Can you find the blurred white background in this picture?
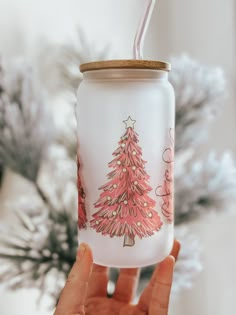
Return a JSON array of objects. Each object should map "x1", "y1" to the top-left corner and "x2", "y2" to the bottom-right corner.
[{"x1": 0, "y1": 1, "x2": 235, "y2": 314}]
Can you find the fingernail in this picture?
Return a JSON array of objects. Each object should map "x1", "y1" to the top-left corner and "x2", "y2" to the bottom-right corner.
[
  {"x1": 174, "y1": 241, "x2": 181, "y2": 261},
  {"x1": 77, "y1": 243, "x2": 87, "y2": 261}
]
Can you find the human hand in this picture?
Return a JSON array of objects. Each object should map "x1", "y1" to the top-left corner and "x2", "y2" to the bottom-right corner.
[{"x1": 54, "y1": 240, "x2": 180, "y2": 315}]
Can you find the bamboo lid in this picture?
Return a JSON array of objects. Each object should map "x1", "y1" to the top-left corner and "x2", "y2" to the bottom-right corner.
[{"x1": 80, "y1": 60, "x2": 171, "y2": 73}]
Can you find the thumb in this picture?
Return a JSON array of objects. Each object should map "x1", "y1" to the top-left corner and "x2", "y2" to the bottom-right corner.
[{"x1": 54, "y1": 243, "x2": 93, "y2": 315}]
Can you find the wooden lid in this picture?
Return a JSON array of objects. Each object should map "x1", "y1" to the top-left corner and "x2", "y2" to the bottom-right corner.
[{"x1": 80, "y1": 60, "x2": 171, "y2": 73}]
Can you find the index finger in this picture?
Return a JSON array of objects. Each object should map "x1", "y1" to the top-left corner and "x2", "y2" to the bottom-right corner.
[
  {"x1": 87, "y1": 264, "x2": 109, "y2": 298},
  {"x1": 149, "y1": 256, "x2": 175, "y2": 315},
  {"x1": 54, "y1": 243, "x2": 93, "y2": 315},
  {"x1": 138, "y1": 239, "x2": 180, "y2": 312}
]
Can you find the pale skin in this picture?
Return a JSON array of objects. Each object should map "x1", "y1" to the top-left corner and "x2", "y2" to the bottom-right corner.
[{"x1": 54, "y1": 240, "x2": 181, "y2": 315}]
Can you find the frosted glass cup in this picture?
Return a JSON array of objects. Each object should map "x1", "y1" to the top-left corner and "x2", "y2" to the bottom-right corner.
[{"x1": 77, "y1": 60, "x2": 175, "y2": 268}]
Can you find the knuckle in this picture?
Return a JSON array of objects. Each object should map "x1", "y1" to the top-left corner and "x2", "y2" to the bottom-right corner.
[
  {"x1": 70, "y1": 306, "x2": 85, "y2": 315},
  {"x1": 66, "y1": 273, "x2": 78, "y2": 285},
  {"x1": 152, "y1": 294, "x2": 169, "y2": 309}
]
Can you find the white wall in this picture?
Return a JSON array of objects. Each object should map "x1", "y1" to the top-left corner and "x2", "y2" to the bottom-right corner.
[
  {"x1": 0, "y1": 0, "x2": 148, "y2": 58},
  {"x1": 155, "y1": 1, "x2": 236, "y2": 315},
  {"x1": 146, "y1": 0, "x2": 236, "y2": 155}
]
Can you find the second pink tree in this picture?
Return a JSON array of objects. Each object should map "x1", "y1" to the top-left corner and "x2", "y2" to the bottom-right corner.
[{"x1": 90, "y1": 116, "x2": 163, "y2": 247}]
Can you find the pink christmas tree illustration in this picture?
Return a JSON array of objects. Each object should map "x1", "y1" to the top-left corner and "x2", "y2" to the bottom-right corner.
[
  {"x1": 90, "y1": 116, "x2": 163, "y2": 247},
  {"x1": 77, "y1": 158, "x2": 87, "y2": 229},
  {"x1": 155, "y1": 129, "x2": 174, "y2": 223}
]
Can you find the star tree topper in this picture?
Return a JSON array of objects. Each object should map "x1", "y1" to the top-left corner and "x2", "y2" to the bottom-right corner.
[{"x1": 123, "y1": 116, "x2": 136, "y2": 129}]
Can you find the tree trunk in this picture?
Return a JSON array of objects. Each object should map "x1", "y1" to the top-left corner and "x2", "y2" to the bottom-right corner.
[{"x1": 123, "y1": 234, "x2": 135, "y2": 247}]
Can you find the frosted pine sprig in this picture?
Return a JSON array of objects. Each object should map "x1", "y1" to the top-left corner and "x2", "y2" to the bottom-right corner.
[
  {"x1": 175, "y1": 152, "x2": 236, "y2": 224},
  {"x1": 172, "y1": 227, "x2": 202, "y2": 293},
  {"x1": 0, "y1": 59, "x2": 53, "y2": 182},
  {"x1": 170, "y1": 55, "x2": 226, "y2": 152},
  {"x1": 36, "y1": 30, "x2": 112, "y2": 95},
  {"x1": 0, "y1": 206, "x2": 77, "y2": 300}
]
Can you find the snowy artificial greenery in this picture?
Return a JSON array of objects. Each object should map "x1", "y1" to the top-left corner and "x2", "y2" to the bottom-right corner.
[
  {"x1": 0, "y1": 60, "x2": 52, "y2": 182},
  {"x1": 169, "y1": 55, "x2": 226, "y2": 152},
  {"x1": 0, "y1": 205, "x2": 77, "y2": 302},
  {"x1": 35, "y1": 30, "x2": 111, "y2": 95},
  {"x1": 175, "y1": 152, "x2": 236, "y2": 224},
  {"x1": 0, "y1": 36, "x2": 235, "y2": 305}
]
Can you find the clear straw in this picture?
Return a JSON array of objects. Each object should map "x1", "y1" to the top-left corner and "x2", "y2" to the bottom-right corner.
[{"x1": 133, "y1": 0, "x2": 157, "y2": 60}]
